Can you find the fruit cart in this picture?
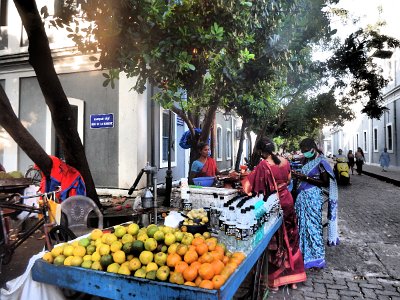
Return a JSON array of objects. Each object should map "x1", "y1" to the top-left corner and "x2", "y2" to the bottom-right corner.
[{"x1": 32, "y1": 214, "x2": 282, "y2": 300}]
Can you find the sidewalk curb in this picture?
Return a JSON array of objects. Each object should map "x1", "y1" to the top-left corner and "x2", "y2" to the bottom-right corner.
[{"x1": 362, "y1": 170, "x2": 400, "y2": 187}]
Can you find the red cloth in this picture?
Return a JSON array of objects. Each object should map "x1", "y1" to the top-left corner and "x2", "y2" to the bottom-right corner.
[
  {"x1": 244, "y1": 159, "x2": 306, "y2": 288},
  {"x1": 198, "y1": 157, "x2": 217, "y2": 177},
  {"x1": 38, "y1": 156, "x2": 86, "y2": 201}
]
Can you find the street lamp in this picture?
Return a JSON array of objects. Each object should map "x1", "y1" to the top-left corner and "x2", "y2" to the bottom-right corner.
[{"x1": 223, "y1": 110, "x2": 232, "y2": 121}]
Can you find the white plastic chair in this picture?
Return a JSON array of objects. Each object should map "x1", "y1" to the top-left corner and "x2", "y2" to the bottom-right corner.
[{"x1": 60, "y1": 195, "x2": 103, "y2": 237}]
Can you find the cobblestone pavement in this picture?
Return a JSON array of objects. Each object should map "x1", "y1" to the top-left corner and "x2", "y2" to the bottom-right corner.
[{"x1": 267, "y1": 172, "x2": 400, "y2": 300}]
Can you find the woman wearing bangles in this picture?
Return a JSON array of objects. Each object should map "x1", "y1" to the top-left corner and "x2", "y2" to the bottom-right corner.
[
  {"x1": 242, "y1": 137, "x2": 306, "y2": 295},
  {"x1": 291, "y1": 138, "x2": 340, "y2": 270}
]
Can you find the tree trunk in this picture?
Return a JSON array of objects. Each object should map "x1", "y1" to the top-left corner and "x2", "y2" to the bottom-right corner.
[
  {"x1": 13, "y1": 0, "x2": 100, "y2": 208},
  {"x1": 234, "y1": 117, "x2": 248, "y2": 172},
  {"x1": 0, "y1": 86, "x2": 52, "y2": 177}
]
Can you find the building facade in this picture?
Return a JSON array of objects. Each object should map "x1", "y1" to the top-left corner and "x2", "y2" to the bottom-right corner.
[
  {"x1": 0, "y1": 1, "x2": 245, "y2": 189},
  {"x1": 327, "y1": 49, "x2": 400, "y2": 170}
]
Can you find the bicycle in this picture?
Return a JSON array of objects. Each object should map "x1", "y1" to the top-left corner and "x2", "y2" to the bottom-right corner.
[
  {"x1": 0, "y1": 187, "x2": 76, "y2": 271},
  {"x1": 24, "y1": 165, "x2": 42, "y2": 186}
]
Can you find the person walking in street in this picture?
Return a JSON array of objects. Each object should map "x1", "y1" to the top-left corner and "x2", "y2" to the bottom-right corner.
[
  {"x1": 347, "y1": 150, "x2": 355, "y2": 175},
  {"x1": 355, "y1": 147, "x2": 365, "y2": 175},
  {"x1": 242, "y1": 137, "x2": 306, "y2": 295},
  {"x1": 379, "y1": 148, "x2": 390, "y2": 172},
  {"x1": 291, "y1": 138, "x2": 339, "y2": 270}
]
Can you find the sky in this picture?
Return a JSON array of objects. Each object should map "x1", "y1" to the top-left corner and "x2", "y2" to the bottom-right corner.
[{"x1": 330, "y1": 0, "x2": 400, "y2": 39}]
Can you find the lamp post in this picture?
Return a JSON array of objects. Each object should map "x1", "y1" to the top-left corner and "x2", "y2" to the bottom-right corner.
[{"x1": 223, "y1": 110, "x2": 231, "y2": 121}]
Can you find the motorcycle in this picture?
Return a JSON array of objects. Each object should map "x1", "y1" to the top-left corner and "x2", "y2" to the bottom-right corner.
[{"x1": 334, "y1": 157, "x2": 350, "y2": 185}]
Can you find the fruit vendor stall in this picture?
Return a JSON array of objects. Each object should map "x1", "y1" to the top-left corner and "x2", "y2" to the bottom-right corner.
[{"x1": 31, "y1": 209, "x2": 282, "y2": 300}]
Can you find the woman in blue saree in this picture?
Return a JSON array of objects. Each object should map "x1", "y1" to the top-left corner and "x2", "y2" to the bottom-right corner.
[{"x1": 291, "y1": 138, "x2": 339, "y2": 269}]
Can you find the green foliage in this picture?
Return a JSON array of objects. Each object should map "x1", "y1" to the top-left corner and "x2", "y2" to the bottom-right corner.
[{"x1": 327, "y1": 29, "x2": 400, "y2": 119}]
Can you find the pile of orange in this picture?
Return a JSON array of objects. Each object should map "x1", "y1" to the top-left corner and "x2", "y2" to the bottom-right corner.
[{"x1": 166, "y1": 236, "x2": 246, "y2": 289}]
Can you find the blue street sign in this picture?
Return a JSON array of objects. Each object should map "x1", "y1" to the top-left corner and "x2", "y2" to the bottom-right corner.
[{"x1": 90, "y1": 113, "x2": 114, "y2": 129}]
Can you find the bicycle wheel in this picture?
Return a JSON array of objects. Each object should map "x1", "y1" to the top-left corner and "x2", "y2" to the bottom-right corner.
[
  {"x1": 47, "y1": 225, "x2": 76, "y2": 248},
  {"x1": 25, "y1": 167, "x2": 42, "y2": 186}
]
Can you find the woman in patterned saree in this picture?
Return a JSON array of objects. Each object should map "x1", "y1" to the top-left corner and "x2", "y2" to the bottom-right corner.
[
  {"x1": 292, "y1": 138, "x2": 340, "y2": 270},
  {"x1": 242, "y1": 137, "x2": 306, "y2": 295}
]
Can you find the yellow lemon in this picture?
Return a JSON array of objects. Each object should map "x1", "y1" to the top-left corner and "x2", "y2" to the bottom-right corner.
[
  {"x1": 83, "y1": 255, "x2": 92, "y2": 261},
  {"x1": 71, "y1": 256, "x2": 83, "y2": 267},
  {"x1": 118, "y1": 265, "x2": 131, "y2": 276},
  {"x1": 129, "y1": 257, "x2": 142, "y2": 271},
  {"x1": 104, "y1": 233, "x2": 118, "y2": 245},
  {"x1": 63, "y1": 256, "x2": 74, "y2": 266},
  {"x1": 121, "y1": 261, "x2": 131, "y2": 270},
  {"x1": 51, "y1": 245, "x2": 65, "y2": 258},
  {"x1": 63, "y1": 245, "x2": 75, "y2": 257},
  {"x1": 42, "y1": 252, "x2": 54, "y2": 263},
  {"x1": 107, "y1": 262, "x2": 120, "y2": 273},
  {"x1": 73, "y1": 245, "x2": 86, "y2": 257},
  {"x1": 110, "y1": 241, "x2": 123, "y2": 253},
  {"x1": 114, "y1": 226, "x2": 127, "y2": 238},
  {"x1": 81, "y1": 260, "x2": 92, "y2": 269},
  {"x1": 146, "y1": 262, "x2": 158, "y2": 272},
  {"x1": 99, "y1": 244, "x2": 111, "y2": 256},
  {"x1": 90, "y1": 229, "x2": 103, "y2": 240},
  {"x1": 139, "y1": 251, "x2": 154, "y2": 265},
  {"x1": 91, "y1": 251, "x2": 101, "y2": 262},
  {"x1": 121, "y1": 234, "x2": 134, "y2": 244},
  {"x1": 71, "y1": 241, "x2": 79, "y2": 248},
  {"x1": 112, "y1": 250, "x2": 126, "y2": 264},
  {"x1": 91, "y1": 261, "x2": 103, "y2": 271},
  {"x1": 127, "y1": 223, "x2": 140, "y2": 236}
]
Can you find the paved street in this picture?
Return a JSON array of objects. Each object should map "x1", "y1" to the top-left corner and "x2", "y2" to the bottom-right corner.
[
  {"x1": 2, "y1": 166, "x2": 400, "y2": 299},
  {"x1": 268, "y1": 169, "x2": 400, "y2": 300}
]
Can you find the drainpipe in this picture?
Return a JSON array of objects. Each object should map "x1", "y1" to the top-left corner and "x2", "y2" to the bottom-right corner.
[
  {"x1": 394, "y1": 100, "x2": 397, "y2": 166},
  {"x1": 164, "y1": 110, "x2": 172, "y2": 207}
]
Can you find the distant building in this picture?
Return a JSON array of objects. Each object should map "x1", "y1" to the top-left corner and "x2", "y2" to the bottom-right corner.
[{"x1": 325, "y1": 49, "x2": 400, "y2": 170}]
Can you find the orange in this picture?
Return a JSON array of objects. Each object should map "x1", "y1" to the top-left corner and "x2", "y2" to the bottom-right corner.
[
  {"x1": 212, "y1": 259, "x2": 225, "y2": 275},
  {"x1": 175, "y1": 261, "x2": 189, "y2": 273},
  {"x1": 205, "y1": 238, "x2": 217, "y2": 251},
  {"x1": 192, "y1": 237, "x2": 205, "y2": 246},
  {"x1": 195, "y1": 243, "x2": 208, "y2": 256},
  {"x1": 198, "y1": 263, "x2": 215, "y2": 280},
  {"x1": 190, "y1": 261, "x2": 202, "y2": 271},
  {"x1": 215, "y1": 245, "x2": 225, "y2": 255},
  {"x1": 195, "y1": 276, "x2": 203, "y2": 286},
  {"x1": 222, "y1": 256, "x2": 229, "y2": 265},
  {"x1": 184, "y1": 281, "x2": 196, "y2": 287},
  {"x1": 229, "y1": 257, "x2": 243, "y2": 266},
  {"x1": 184, "y1": 250, "x2": 198, "y2": 264},
  {"x1": 167, "y1": 253, "x2": 182, "y2": 268},
  {"x1": 188, "y1": 245, "x2": 196, "y2": 252},
  {"x1": 210, "y1": 250, "x2": 223, "y2": 261},
  {"x1": 231, "y1": 252, "x2": 246, "y2": 263},
  {"x1": 221, "y1": 265, "x2": 235, "y2": 277},
  {"x1": 176, "y1": 244, "x2": 188, "y2": 256},
  {"x1": 199, "y1": 252, "x2": 214, "y2": 264},
  {"x1": 199, "y1": 279, "x2": 214, "y2": 289},
  {"x1": 212, "y1": 274, "x2": 226, "y2": 289},
  {"x1": 183, "y1": 265, "x2": 198, "y2": 282}
]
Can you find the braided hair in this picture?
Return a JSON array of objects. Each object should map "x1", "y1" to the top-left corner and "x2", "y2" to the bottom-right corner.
[{"x1": 255, "y1": 137, "x2": 281, "y2": 165}]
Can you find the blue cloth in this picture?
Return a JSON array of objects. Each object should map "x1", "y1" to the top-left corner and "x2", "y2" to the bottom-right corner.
[
  {"x1": 379, "y1": 152, "x2": 390, "y2": 168},
  {"x1": 179, "y1": 128, "x2": 202, "y2": 149},
  {"x1": 191, "y1": 160, "x2": 204, "y2": 173},
  {"x1": 294, "y1": 155, "x2": 339, "y2": 269}
]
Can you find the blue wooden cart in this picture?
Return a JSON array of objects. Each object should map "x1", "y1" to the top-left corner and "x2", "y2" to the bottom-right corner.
[{"x1": 32, "y1": 215, "x2": 282, "y2": 300}]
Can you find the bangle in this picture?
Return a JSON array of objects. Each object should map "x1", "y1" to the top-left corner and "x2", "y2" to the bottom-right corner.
[{"x1": 305, "y1": 176, "x2": 309, "y2": 181}]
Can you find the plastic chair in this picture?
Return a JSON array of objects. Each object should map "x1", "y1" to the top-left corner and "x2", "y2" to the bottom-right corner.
[{"x1": 60, "y1": 195, "x2": 103, "y2": 237}]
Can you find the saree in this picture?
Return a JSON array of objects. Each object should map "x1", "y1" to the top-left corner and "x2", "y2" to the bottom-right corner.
[
  {"x1": 197, "y1": 157, "x2": 217, "y2": 177},
  {"x1": 245, "y1": 159, "x2": 306, "y2": 292},
  {"x1": 294, "y1": 155, "x2": 339, "y2": 269}
]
